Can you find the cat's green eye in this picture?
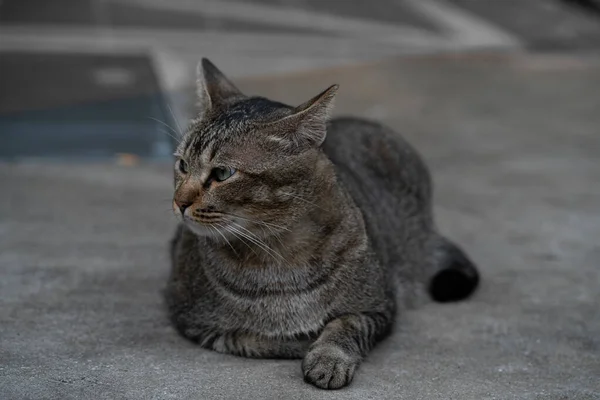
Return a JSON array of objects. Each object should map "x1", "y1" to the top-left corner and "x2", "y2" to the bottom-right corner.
[
  {"x1": 213, "y1": 167, "x2": 236, "y2": 182},
  {"x1": 178, "y1": 159, "x2": 188, "y2": 174}
]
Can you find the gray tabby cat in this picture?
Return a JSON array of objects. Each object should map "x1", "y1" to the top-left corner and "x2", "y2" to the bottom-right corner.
[{"x1": 166, "y1": 58, "x2": 479, "y2": 389}]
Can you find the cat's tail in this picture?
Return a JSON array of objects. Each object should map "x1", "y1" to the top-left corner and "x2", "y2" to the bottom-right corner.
[{"x1": 428, "y1": 236, "x2": 480, "y2": 302}]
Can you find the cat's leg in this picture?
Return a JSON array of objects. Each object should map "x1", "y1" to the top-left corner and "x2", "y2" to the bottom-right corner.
[
  {"x1": 210, "y1": 332, "x2": 311, "y2": 359},
  {"x1": 182, "y1": 325, "x2": 310, "y2": 359},
  {"x1": 302, "y1": 309, "x2": 394, "y2": 389}
]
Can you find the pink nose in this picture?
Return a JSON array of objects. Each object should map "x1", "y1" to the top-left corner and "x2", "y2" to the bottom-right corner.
[{"x1": 175, "y1": 200, "x2": 193, "y2": 214}]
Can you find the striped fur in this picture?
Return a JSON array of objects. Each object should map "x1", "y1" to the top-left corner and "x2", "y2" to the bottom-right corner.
[{"x1": 166, "y1": 59, "x2": 479, "y2": 389}]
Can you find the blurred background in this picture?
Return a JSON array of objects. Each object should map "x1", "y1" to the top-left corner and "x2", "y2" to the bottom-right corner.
[
  {"x1": 2, "y1": 1, "x2": 600, "y2": 399},
  {"x1": 1, "y1": 0, "x2": 599, "y2": 160}
]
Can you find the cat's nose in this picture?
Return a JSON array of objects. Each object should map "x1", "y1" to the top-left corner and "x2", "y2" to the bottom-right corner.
[{"x1": 175, "y1": 200, "x2": 193, "y2": 214}]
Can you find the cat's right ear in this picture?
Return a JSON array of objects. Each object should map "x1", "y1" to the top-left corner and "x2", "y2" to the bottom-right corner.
[
  {"x1": 262, "y1": 85, "x2": 338, "y2": 151},
  {"x1": 196, "y1": 58, "x2": 243, "y2": 115}
]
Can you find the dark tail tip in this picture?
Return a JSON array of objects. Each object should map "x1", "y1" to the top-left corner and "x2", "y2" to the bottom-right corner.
[{"x1": 428, "y1": 241, "x2": 480, "y2": 303}]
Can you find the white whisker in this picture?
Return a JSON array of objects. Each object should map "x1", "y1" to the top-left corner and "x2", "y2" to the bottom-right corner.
[
  {"x1": 226, "y1": 213, "x2": 291, "y2": 232},
  {"x1": 212, "y1": 223, "x2": 239, "y2": 257},
  {"x1": 227, "y1": 222, "x2": 288, "y2": 265},
  {"x1": 231, "y1": 222, "x2": 292, "y2": 268},
  {"x1": 147, "y1": 116, "x2": 181, "y2": 141},
  {"x1": 167, "y1": 103, "x2": 184, "y2": 137},
  {"x1": 263, "y1": 223, "x2": 287, "y2": 250},
  {"x1": 157, "y1": 127, "x2": 181, "y2": 144},
  {"x1": 279, "y1": 192, "x2": 327, "y2": 211},
  {"x1": 222, "y1": 225, "x2": 260, "y2": 258}
]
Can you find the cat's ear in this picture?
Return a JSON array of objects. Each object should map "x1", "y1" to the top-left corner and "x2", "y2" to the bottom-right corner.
[
  {"x1": 196, "y1": 58, "x2": 242, "y2": 112},
  {"x1": 266, "y1": 84, "x2": 338, "y2": 150}
]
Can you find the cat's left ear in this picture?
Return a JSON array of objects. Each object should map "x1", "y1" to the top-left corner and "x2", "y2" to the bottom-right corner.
[
  {"x1": 265, "y1": 84, "x2": 338, "y2": 150},
  {"x1": 196, "y1": 58, "x2": 243, "y2": 113}
]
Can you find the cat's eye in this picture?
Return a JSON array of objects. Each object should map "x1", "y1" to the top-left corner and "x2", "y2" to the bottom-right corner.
[
  {"x1": 177, "y1": 159, "x2": 188, "y2": 174},
  {"x1": 212, "y1": 166, "x2": 236, "y2": 182}
]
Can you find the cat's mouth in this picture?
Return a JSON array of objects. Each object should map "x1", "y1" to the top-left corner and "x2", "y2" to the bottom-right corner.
[
  {"x1": 172, "y1": 201, "x2": 257, "y2": 238},
  {"x1": 181, "y1": 209, "x2": 252, "y2": 239},
  {"x1": 182, "y1": 212, "x2": 227, "y2": 236},
  {"x1": 173, "y1": 200, "x2": 223, "y2": 223}
]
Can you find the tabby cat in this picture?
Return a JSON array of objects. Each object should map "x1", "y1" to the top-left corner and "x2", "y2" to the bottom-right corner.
[{"x1": 166, "y1": 58, "x2": 479, "y2": 389}]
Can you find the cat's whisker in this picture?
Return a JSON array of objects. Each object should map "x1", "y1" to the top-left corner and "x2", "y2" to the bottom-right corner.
[
  {"x1": 213, "y1": 222, "x2": 239, "y2": 257},
  {"x1": 226, "y1": 224, "x2": 268, "y2": 251},
  {"x1": 229, "y1": 222, "x2": 265, "y2": 243},
  {"x1": 229, "y1": 222, "x2": 292, "y2": 267},
  {"x1": 167, "y1": 104, "x2": 184, "y2": 137},
  {"x1": 263, "y1": 224, "x2": 287, "y2": 250},
  {"x1": 206, "y1": 224, "x2": 215, "y2": 236},
  {"x1": 226, "y1": 222, "x2": 287, "y2": 265},
  {"x1": 225, "y1": 213, "x2": 291, "y2": 232},
  {"x1": 225, "y1": 219, "x2": 291, "y2": 259},
  {"x1": 157, "y1": 127, "x2": 181, "y2": 144},
  {"x1": 147, "y1": 117, "x2": 181, "y2": 143},
  {"x1": 279, "y1": 192, "x2": 328, "y2": 211},
  {"x1": 222, "y1": 225, "x2": 260, "y2": 258},
  {"x1": 257, "y1": 220, "x2": 291, "y2": 232},
  {"x1": 207, "y1": 225, "x2": 227, "y2": 253}
]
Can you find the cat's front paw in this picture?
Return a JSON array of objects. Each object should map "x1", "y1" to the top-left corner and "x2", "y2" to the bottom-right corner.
[{"x1": 302, "y1": 344, "x2": 360, "y2": 389}]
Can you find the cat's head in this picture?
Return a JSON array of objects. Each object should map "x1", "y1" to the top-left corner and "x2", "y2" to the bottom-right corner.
[{"x1": 172, "y1": 58, "x2": 338, "y2": 238}]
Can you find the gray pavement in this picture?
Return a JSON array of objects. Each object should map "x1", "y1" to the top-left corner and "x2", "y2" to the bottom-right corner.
[{"x1": 2, "y1": 54, "x2": 600, "y2": 399}]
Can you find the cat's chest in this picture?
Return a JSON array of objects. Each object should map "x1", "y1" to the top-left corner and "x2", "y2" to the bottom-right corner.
[
  {"x1": 214, "y1": 288, "x2": 330, "y2": 337},
  {"x1": 201, "y1": 256, "x2": 337, "y2": 336}
]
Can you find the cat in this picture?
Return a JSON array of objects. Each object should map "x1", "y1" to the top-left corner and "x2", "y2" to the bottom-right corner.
[{"x1": 166, "y1": 58, "x2": 479, "y2": 390}]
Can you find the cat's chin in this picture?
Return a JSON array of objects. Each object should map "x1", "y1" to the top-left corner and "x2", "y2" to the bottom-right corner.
[{"x1": 183, "y1": 219, "x2": 219, "y2": 237}]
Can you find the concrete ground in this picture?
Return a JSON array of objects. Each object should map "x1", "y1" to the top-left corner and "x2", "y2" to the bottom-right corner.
[
  {"x1": 2, "y1": 53, "x2": 600, "y2": 399},
  {"x1": 2, "y1": 0, "x2": 600, "y2": 399}
]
